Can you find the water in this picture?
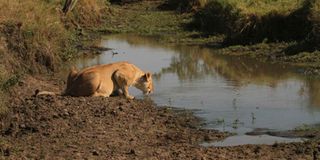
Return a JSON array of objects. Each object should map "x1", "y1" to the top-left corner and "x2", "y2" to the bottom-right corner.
[
  {"x1": 74, "y1": 34, "x2": 320, "y2": 146},
  {"x1": 202, "y1": 135, "x2": 304, "y2": 147}
]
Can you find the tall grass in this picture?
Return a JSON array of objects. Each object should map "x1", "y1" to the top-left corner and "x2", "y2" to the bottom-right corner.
[
  {"x1": 0, "y1": 0, "x2": 108, "y2": 115},
  {"x1": 0, "y1": 0, "x2": 73, "y2": 73},
  {"x1": 0, "y1": 0, "x2": 108, "y2": 73},
  {"x1": 64, "y1": 0, "x2": 108, "y2": 28}
]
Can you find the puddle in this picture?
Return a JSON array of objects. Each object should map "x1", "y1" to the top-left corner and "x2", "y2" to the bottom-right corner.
[
  {"x1": 72, "y1": 34, "x2": 320, "y2": 145},
  {"x1": 202, "y1": 135, "x2": 305, "y2": 147}
]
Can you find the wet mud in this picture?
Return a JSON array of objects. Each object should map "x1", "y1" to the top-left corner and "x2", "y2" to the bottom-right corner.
[{"x1": 0, "y1": 76, "x2": 319, "y2": 159}]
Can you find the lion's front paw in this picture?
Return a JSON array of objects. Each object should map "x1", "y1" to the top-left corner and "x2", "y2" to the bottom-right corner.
[{"x1": 126, "y1": 95, "x2": 135, "y2": 100}]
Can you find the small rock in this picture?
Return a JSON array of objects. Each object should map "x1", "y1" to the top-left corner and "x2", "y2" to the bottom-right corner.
[
  {"x1": 62, "y1": 109, "x2": 69, "y2": 117},
  {"x1": 3, "y1": 148, "x2": 10, "y2": 156},
  {"x1": 110, "y1": 110, "x2": 117, "y2": 116},
  {"x1": 52, "y1": 113, "x2": 59, "y2": 118},
  {"x1": 254, "y1": 146, "x2": 261, "y2": 154},
  {"x1": 92, "y1": 150, "x2": 99, "y2": 156},
  {"x1": 128, "y1": 149, "x2": 136, "y2": 155},
  {"x1": 20, "y1": 124, "x2": 26, "y2": 129},
  {"x1": 79, "y1": 98, "x2": 86, "y2": 102}
]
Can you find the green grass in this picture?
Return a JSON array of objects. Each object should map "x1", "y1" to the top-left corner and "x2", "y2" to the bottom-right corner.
[
  {"x1": 226, "y1": 0, "x2": 303, "y2": 15},
  {"x1": 99, "y1": 1, "x2": 224, "y2": 45},
  {"x1": 102, "y1": 2, "x2": 186, "y2": 34}
]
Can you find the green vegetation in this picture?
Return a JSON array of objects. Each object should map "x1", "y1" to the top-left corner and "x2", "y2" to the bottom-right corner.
[
  {"x1": 99, "y1": 1, "x2": 223, "y2": 45},
  {"x1": 100, "y1": 0, "x2": 319, "y2": 65},
  {"x1": 226, "y1": 0, "x2": 303, "y2": 16},
  {"x1": 191, "y1": 0, "x2": 314, "y2": 45},
  {"x1": 306, "y1": 0, "x2": 320, "y2": 50},
  {"x1": 190, "y1": 0, "x2": 241, "y2": 34}
]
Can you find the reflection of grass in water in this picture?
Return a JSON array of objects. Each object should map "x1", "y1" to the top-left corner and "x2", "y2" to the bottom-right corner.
[
  {"x1": 155, "y1": 44, "x2": 300, "y2": 87},
  {"x1": 106, "y1": 35, "x2": 165, "y2": 49},
  {"x1": 306, "y1": 78, "x2": 320, "y2": 107},
  {"x1": 294, "y1": 123, "x2": 320, "y2": 136},
  {"x1": 251, "y1": 112, "x2": 256, "y2": 124}
]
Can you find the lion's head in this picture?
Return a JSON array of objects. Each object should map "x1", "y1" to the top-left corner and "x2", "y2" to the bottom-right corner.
[{"x1": 135, "y1": 72, "x2": 154, "y2": 95}]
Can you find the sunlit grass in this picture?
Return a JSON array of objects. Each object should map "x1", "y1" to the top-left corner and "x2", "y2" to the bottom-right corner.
[{"x1": 226, "y1": 0, "x2": 304, "y2": 15}]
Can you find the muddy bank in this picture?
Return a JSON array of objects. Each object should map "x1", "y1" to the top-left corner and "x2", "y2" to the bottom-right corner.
[{"x1": 0, "y1": 76, "x2": 318, "y2": 159}]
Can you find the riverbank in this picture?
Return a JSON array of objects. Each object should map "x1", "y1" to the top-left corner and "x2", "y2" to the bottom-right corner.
[
  {"x1": 100, "y1": 0, "x2": 320, "y2": 74},
  {"x1": 1, "y1": 0, "x2": 320, "y2": 159},
  {"x1": 0, "y1": 76, "x2": 318, "y2": 159}
]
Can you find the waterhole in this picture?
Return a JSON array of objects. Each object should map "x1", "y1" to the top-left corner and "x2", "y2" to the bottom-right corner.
[{"x1": 73, "y1": 35, "x2": 320, "y2": 146}]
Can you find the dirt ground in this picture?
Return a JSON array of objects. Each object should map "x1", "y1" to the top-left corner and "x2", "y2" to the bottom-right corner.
[{"x1": 0, "y1": 76, "x2": 318, "y2": 159}]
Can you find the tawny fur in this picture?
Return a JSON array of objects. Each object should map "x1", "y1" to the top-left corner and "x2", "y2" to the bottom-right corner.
[{"x1": 37, "y1": 62, "x2": 153, "y2": 99}]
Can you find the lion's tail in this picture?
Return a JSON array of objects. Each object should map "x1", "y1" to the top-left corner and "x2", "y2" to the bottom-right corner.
[
  {"x1": 35, "y1": 89, "x2": 60, "y2": 96},
  {"x1": 35, "y1": 66, "x2": 79, "y2": 97},
  {"x1": 62, "y1": 66, "x2": 79, "y2": 96}
]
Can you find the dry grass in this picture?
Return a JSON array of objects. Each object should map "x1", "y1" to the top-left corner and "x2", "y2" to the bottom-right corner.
[
  {"x1": 0, "y1": 0, "x2": 108, "y2": 115},
  {"x1": 0, "y1": 0, "x2": 108, "y2": 73},
  {"x1": 0, "y1": 0, "x2": 71, "y2": 72},
  {"x1": 64, "y1": 0, "x2": 108, "y2": 28}
]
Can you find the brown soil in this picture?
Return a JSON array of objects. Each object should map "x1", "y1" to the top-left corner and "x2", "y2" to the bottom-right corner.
[{"x1": 0, "y1": 76, "x2": 319, "y2": 159}]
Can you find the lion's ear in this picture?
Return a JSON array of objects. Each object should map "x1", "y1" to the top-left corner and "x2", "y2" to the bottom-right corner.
[{"x1": 143, "y1": 72, "x2": 152, "y2": 81}]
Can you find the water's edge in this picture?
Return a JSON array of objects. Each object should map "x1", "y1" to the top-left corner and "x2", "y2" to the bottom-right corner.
[{"x1": 73, "y1": 34, "x2": 320, "y2": 146}]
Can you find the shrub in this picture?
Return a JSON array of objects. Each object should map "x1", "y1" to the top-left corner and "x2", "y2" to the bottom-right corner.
[
  {"x1": 190, "y1": 0, "x2": 241, "y2": 34},
  {"x1": 190, "y1": 0, "x2": 316, "y2": 46},
  {"x1": 309, "y1": 0, "x2": 320, "y2": 50},
  {"x1": 159, "y1": 0, "x2": 208, "y2": 12}
]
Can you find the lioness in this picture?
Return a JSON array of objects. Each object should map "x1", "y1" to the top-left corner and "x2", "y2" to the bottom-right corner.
[{"x1": 37, "y1": 62, "x2": 153, "y2": 99}]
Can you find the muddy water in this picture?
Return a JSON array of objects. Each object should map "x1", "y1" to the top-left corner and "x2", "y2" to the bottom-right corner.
[{"x1": 75, "y1": 35, "x2": 320, "y2": 145}]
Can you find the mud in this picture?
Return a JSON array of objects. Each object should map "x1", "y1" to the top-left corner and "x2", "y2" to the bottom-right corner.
[{"x1": 0, "y1": 76, "x2": 319, "y2": 159}]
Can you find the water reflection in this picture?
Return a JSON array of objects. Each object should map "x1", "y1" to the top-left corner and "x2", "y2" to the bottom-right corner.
[
  {"x1": 157, "y1": 46, "x2": 299, "y2": 87},
  {"x1": 73, "y1": 35, "x2": 320, "y2": 135}
]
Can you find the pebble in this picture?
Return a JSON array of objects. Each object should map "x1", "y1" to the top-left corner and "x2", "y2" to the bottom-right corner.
[{"x1": 92, "y1": 150, "x2": 99, "y2": 156}]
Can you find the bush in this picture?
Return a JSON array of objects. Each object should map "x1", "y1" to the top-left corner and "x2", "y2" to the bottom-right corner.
[
  {"x1": 190, "y1": 0, "x2": 316, "y2": 46},
  {"x1": 309, "y1": 0, "x2": 320, "y2": 50},
  {"x1": 225, "y1": 1, "x2": 313, "y2": 45},
  {"x1": 190, "y1": 0, "x2": 241, "y2": 34},
  {"x1": 159, "y1": 0, "x2": 208, "y2": 12}
]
